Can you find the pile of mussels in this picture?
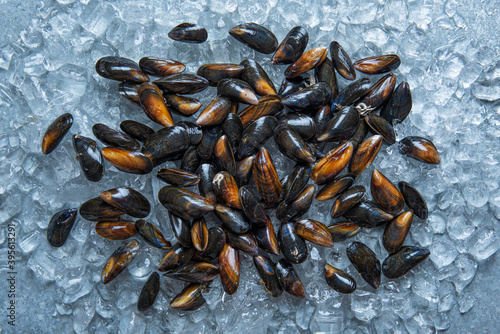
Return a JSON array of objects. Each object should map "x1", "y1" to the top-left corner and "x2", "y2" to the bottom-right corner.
[{"x1": 42, "y1": 23, "x2": 441, "y2": 312}]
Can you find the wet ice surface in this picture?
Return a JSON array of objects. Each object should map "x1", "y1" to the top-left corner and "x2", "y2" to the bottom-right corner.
[{"x1": 0, "y1": 0, "x2": 500, "y2": 333}]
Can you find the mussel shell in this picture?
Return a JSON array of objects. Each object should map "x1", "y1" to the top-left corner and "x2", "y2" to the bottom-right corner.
[
  {"x1": 364, "y1": 113, "x2": 396, "y2": 145},
  {"x1": 383, "y1": 211, "x2": 414, "y2": 254},
  {"x1": 314, "y1": 105, "x2": 333, "y2": 137},
  {"x1": 138, "y1": 82, "x2": 175, "y2": 128},
  {"x1": 282, "y1": 82, "x2": 332, "y2": 112},
  {"x1": 213, "y1": 135, "x2": 236, "y2": 176},
  {"x1": 362, "y1": 75, "x2": 397, "y2": 112},
  {"x1": 382, "y1": 246, "x2": 430, "y2": 279},
  {"x1": 330, "y1": 185, "x2": 366, "y2": 219},
  {"x1": 332, "y1": 78, "x2": 371, "y2": 110},
  {"x1": 253, "y1": 255, "x2": 283, "y2": 297},
  {"x1": 197, "y1": 63, "x2": 245, "y2": 86},
  {"x1": 170, "y1": 283, "x2": 206, "y2": 310},
  {"x1": 277, "y1": 75, "x2": 309, "y2": 98},
  {"x1": 276, "y1": 185, "x2": 315, "y2": 223},
  {"x1": 137, "y1": 272, "x2": 160, "y2": 312},
  {"x1": 330, "y1": 41, "x2": 356, "y2": 80},
  {"x1": 315, "y1": 57, "x2": 338, "y2": 99},
  {"x1": 278, "y1": 222, "x2": 308, "y2": 264},
  {"x1": 196, "y1": 125, "x2": 221, "y2": 160},
  {"x1": 324, "y1": 264, "x2": 356, "y2": 294},
  {"x1": 196, "y1": 96, "x2": 232, "y2": 127},
  {"x1": 398, "y1": 181, "x2": 428, "y2": 220},
  {"x1": 139, "y1": 57, "x2": 186, "y2": 77},
  {"x1": 311, "y1": 141, "x2": 353, "y2": 186},
  {"x1": 349, "y1": 118, "x2": 369, "y2": 150},
  {"x1": 165, "y1": 94, "x2": 202, "y2": 116},
  {"x1": 371, "y1": 169, "x2": 405, "y2": 215},
  {"x1": 212, "y1": 171, "x2": 241, "y2": 209},
  {"x1": 293, "y1": 218, "x2": 333, "y2": 247},
  {"x1": 169, "y1": 212, "x2": 192, "y2": 248},
  {"x1": 285, "y1": 47, "x2": 328, "y2": 79},
  {"x1": 348, "y1": 135, "x2": 383, "y2": 177},
  {"x1": 343, "y1": 200, "x2": 394, "y2": 228},
  {"x1": 196, "y1": 163, "x2": 217, "y2": 205},
  {"x1": 281, "y1": 163, "x2": 311, "y2": 203},
  {"x1": 102, "y1": 147, "x2": 153, "y2": 174},
  {"x1": 240, "y1": 59, "x2": 276, "y2": 96},
  {"x1": 399, "y1": 136, "x2": 440, "y2": 164},
  {"x1": 120, "y1": 120, "x2": 154, "y2": 142},
  {"x1": 168, "y1": 23, "x2": 207, "y2": 43},
  {"x1": 229, "y1": 23, "x2": 278, "y2": 54},
  {"x1": 101, "y1": 239, "x2": 140, "y2": 284},
  {"x1": 316, "y1": 173, "x2": 355, "y2": 201},
  {"x1": 164, "y1": 262, "x2": 218, "y2": 283},
  {"x1": 158, "y1": 243, "x2": 195, "y2": 272},
  {"x1": 234, "y1": 155, "x2": 255, "y2": 186},
  {"x1": 118, "y1": 82, "x2": 140, "y2": 104},
  {"x1": 158, "y1": 186, "x2": 214, "y2": 220},
  {"x1": 238, "y1": 95, "x2": 283, "y2": 128},
  {"x1": 222, "y1": 113, "x2": 243, "y2": 152},
  {"x1": 316, "y1": 106, "x2": 359, "y2": 142},
  {"x1": 253, "y1": 216, "x2": 280, "y2": 255},
  {"x1": 42, "y1": 113, "x2": 73, "y2": 154},
  {"x1": 95, "y1": 56, "x2": 149, "y2": 83},
  {"x1": 346, "y1": 241, "x2": 381, "y2": 289},
  {"x1": 380, "y1": 82, "x2": 412, "y2": 125},
  {"x1": 177, "y1": 121, "x2": 203, "y2": 146},
  {"x1": 214, "y1": 204, "x2": 250, "y2": 234},
  {"x1": 73, "y1": 135, "x2": 105, "y2": 182},
  {"x1": 217, "y1": 78, "x2": 259, "y2": 105},
  {"x1": 274, "y1": 124, "x2": 315, "y2": 163},
  {"x1": 154, "y1": 74, "x2": 209, "y2": 94},
  {"x1": 224, "y1": 228, "x2": 259, "y2": 256},
  {"x1": 219, "y1": 244, "x2": 240, "y2": 295},
  {"x1": 180, "y1": 147, "x2": 201, "y2": 173},
  {"x1": 272, "y1": 26, "x2": 309, "y2": 65},
  {"x1": 276, "y1": 259, "x2": 305, "y2": 298},
  {"x1": 253, "y1": 147, "x2": 282, "y2": 207},
  {"x1": 95, "y1": 222, "x2": 137, "y2": 240},
  {"x1": 101, "y1": 188, "x2": 149, "y2": 219},
  {"x1": 135, "y1": 219, "x2": 171, "y2": 249},
  {"x1": 47, "y1": 208, "x2": 77, "y2": 247},
  {"x1": 142, "y1": 125, "x2": 190, "y2": 166},
  {"x1": 279, "y1": 113, "x2": 316, "y2": 140},
  {"x1": 92, "y1": 123, "x2": 140, "y2": 151},
  {"x1": 353, "y1": 54, "x2": 401, "y2": 74},
  {"x1": 199, "y1": 226, "x2": 226, "y2": 260},
  {"x1": 239, "y1": 185, "x2": 267, "y2": 225},
  {"x1": 327, "y1": 222, "x2": 361, "y2": 242},
  {"x1": 158, "y1": 168, "x2": 201, "y2": 187},
  {"x1": 80, "y1": 197, "x2": 124, "y2": 222},
  {"x1": 238, "y1": 116, "x2": 278, "y2": 159}
]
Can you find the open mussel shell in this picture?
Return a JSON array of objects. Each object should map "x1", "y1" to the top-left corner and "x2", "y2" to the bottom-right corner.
[
  {"x1": 135, "y1": 219, "x2": 171, "y2": 249},
  {"x1": 324, "y1": 264, "x2": 356, "y2": 294},
  {"x1": 315, "y1": 57, "x2": 338, "y2": 99},
  {"x1": 332, "y1": 78, "x2": 372, "y2": 111},
  {"x1": 311, "y1": 141, "x2": 353, "y2": 186},
  {"x1": 364, "y1": 113, "x2": 396, "y2": 145},
  {"x1": 349, "y1": 135, "x2": 383, "y2": 177},
  {"x1": 343, "y1": 200, "x2": 394, "y2": 228},
  {"x1": 165, "y1": 94, "x2": 202, "y2": 116},
  {"x1": 80, "y1": 197, "x2": 124, "y2": 222},
  {"x1": 139, "y1": 57, "x2": 185, "y2": 77},
  {"x1": 346, "y1": 241, "x2": 381, "y2": 289},
  {"x1": 253, "y1": 255, "x2": 283, "y2": 297},
  {"x1": 383, "y1": 211, "x2": 414, "y2": 254},
  {"x1": 217, "y1": 78, "x2": 259, "y2": 105},
  {"x1": 272, "y1": 26, "x2": 308, "y2": 65},
  {"x1": 120, "y1": 120, "x2": 154, "y2": 142},
  {"x1": 101, "y1": 239, "x2": 140, "y2": 284},
  {"x1": 93, "y1": 123, "x2": 140, "y2": 151},
  {"x1": 278, "y1": 222, "x2": 308, "y2": 264},
  {"x1": 170, "y1": 283, "x2": 206, "y2": 311},
  {"x1": 224, "y1": 228, "x2": 259, "y2": 256},
  {"x1": 254, "y1": 216, "x2": 280, "y2": 255},
  {"x1": 197, "y1": 63, "x2": 244, "y2": 86},
  {"x1": 141, "y1": 125, "x2": 190, "y2": 166},
  {"x1": 330, "y1": 41, "x2": 356, "y2": 80},
  {"x1": 100, "y1": 187, "x2": 150, "y2": 218},
  {"x1": 229, "y1": 23, "x2": 278, "y2": 54},
  {"x1": 279, "y1": 113, "x2": 316, "y2": 140},
  {"x1": 197, "y1": 164, "x2": 217, "y2": 206},
  {"x1": 214, "y1": 204, "x2": 250, "y2": 234},
  {"x1": 293, "y1": 218, "x2": 334, "y2": 247},
  {"x1": 398, "y1": 181, "x2": 428, "y2": 220},
  {"x1": 357, "y1": 73, "x2": 396, "y2": 113},
  {"x1": 380, "y1": 82, "x2": 412, "y2": 124},
  {"x1": 73, "y1": 135, "x2": 105, "y2": 182},
  {"x1": 274, "y1": 124, "x2": 316, "y2": 163},
  {"x1": 316, "y1": 174, "x2": 355, "y2": 201},
  {"x1": 95, "y1": 56, "x2": 149, "y2": 83},
  {"x1": 253, "y1": 147, "x2": 282, "y2": 207},
  {"x1": 42, "y1": 113, "x2": 73, "y2": 154},
  {"x1": 353, "y1": 54, "x2": 401, "y2": 74},
  {"x1": 181, "y1": 147, "x2": 201, "y2": 174},
  {"x1": 212, "y1": 171, "x2": 241, "y2": 209},
  {"x1": 281, "y1": 163, "x2": 311, "y2": 204},
  {"x1": 240, "y1": 59, "x2": 276, "y2": 96},
  {"x1": 276, "y1": 259, "x2": 305, "y2": 298},
  {"x1": 169, "y1": 212, "x2": 192, "y2": 248},
  {"x1": 157, "y1": 168, "x2": 201, "y2": 187},
  {"x1": 95, "y1": 222, "x2": 137, "y2": 240},
  {"x1": 196, "y1": 125, "x2": 221, "y2": 160},
  {"x1": 196, "y1": 96, "x2": 232, "y2": 127},
  {"x1": 235, "y1": 155, "x2": 255, "y2": 186},
  {"x1": 191, "y1": 217, "x2": 209, "y2": 252},
  {"x1": 222, "y1": 114, "x2": 243, "y2": 151},
  {"x1": 238, "y1": 116, "x2": 278, "y2": 159},
  {"x1": 198, "y1": 226, "x2": 226, "y2": 260},
  {"x1": 285, "y1": 47, "x2": 327, "y2": 79},
  {"x1": 371, "y1": 169, "x2": 405, "y2": 215},
  {"x1": 399, "y1": 136, "x2": 440, "y2": 164},
  {"x1": 158, "y1": 243, "x2": 195, "y2": 272},
  {"x1": 282, "y1": 82, "x2": 332, "y2": 112},
  {"x1": 316, "y1": 106, "x2": 359, "y2": 142},
  {"x1": 47, "y1": 208, "x2": 77, "y2": 247},
  {"x1": 219, "y1": 244, "x2": 240, "y2": 295},
  {"x1": 118, "y1": 82, "x2": 140, "y2": 104},
  {"x1": 327, "y1": 222, "x2": 361, "y2": 242},
  {"x1": 330, "y1": 185, "x2": 366, "y2": 219},
  {"x1": 138, "y1": 82, "x2": 174, "y2": 128},
  {"x1": 214, "y1": 135, "x2": 236, "y2": 175},
  {"x1": 102, "y1": 147, "x2": 153, "y2": 174},
  {"x1": 154, "y1": 74, "x2": 209, "y2": 94},
  {"x1": 164, "y1": 262, "x2": 218, "y2": 283},
  {"x1": 239, "y1": 185, "x2": 267, "y2": 225},
  {"x1": 158, "y1": 186, "x2": 214, "y2": 220},
  {"x1": 276, "y1": 185, "x2": 315, "y2": 223},
  {"x1": 138, "y1": 272, "x2": 160, "y2": 312},
  {"x1": 382, "y1": 246, "x2": 430, "y2": 279},
  {"x1": 168, "y1": 23, "x2": 207, "y2": 43}
]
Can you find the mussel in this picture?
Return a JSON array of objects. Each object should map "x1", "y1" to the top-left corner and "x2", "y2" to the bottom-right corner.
[{"x1": 42, "y1": 113, "x2": 73, "y2": 154}]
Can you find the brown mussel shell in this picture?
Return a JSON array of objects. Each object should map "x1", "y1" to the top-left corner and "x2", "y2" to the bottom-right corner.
[
  {"x1": 276, "y1": 259, "x2": 305, "y2": 298},
  {"x1": 330, "y1": 185, "x2": 366, "y2": 218},
  {"x1": 199, "y1": 226, "x2": 226, "y2": 260},
  {"x1": 254, "y1": 216, "x2": 280, "y2": 256},
  {"x1": 47, "y1": 208, "x2": 78, "y2": 247},
  {"x1": 224, "y1": 228, "x2": 259, "y2": 256},
  {"x1": 343, "y1": 200, "x2": 394, "y2": 228},
  {"x1": 219, "y1": 244, "x2": 240, "y2": 295},
  {"x1": 168, "y1": 23, "x2": 208, "y2": 43},
  {"x1": 42, "y1": 113, "x2": 73, "y2": 154},
  {"x1": 217, "y1": 78, "x2": 259, "y2": 105},
  {"x1": 229, "y1": 23, "x2": 278, "y2": 54},
  {"x1": 285, "y1": 47, "x2": 327, "y2": 79},
  {"x1": 357, "y1": 73, "x2": 396, "y2": 112},
  {"x1": 282, "y1": 82, "x2": 332, "y2": 113},
  {"x1": 158, "y1": 243, "x2": 195, "y2": 272},
  {"x1": 239, "y1": 185, "x2": 267, "y2": 225},
  {"x1": 353, "y1": 54, "x2": 401, "y2": 74},
  {"x1": 214, "y1": 204, "x2": 251, "y2": 234},
  {"x1": 311, "y1": 141, "x2": 353, "y2": 186},
  {"x1": 279, "y1": 222, "x2": 308, "y2": 264},
  {"x1": 196, "y1": 96, "x2": 232, "y2": 127},
  {"x1": 332, "y1": 78, "x2": 372, "y2": 111},
  {"x1": 253, "y1": 147, "x2": 282, "y2": 207},
  {"x1": 235, "y1": 155, "x2": 255, "y2": 186},
  {"x1": 135, "y1": 219, "x2": 171, "y2": 249},
  {"x1": 157, "y1": 168, "x2": 201, "y2": 187},
  {"x1": 212, "y1": 171, "x2": 241, "y2": 209},
  {"x1": 196, "y1": 164, "x2": 218, "y2": 206},
  {"x1": 213, "y1": 135, "x2": 237, "y2": 175},
  {"x1": 253, "y1": 255, "x2": 283, "y2": 297},
  {"x1": 196, "y1": 125, "x2": 221, "y2": 160},
  {"x1": 137, "y1": 272, "x2": 160, "y2": 312},
  {"x1": 102, "y1": 147, "x2": 153, "y2": 174},
  {"x1": 398, "y1": 181, "x2": 428, "y2": 220},
  {"x1": 316, "y1": 173, "x2": 355, "y2": 201},
  {"x1": 73, "y1": 135, "x2": 105, "y2": 182},
  {"x1": 371, "y1": 169, "x2": 405, "y2": 215},
  {"x1": 315, "y1": 58, "x2": 338, "y2": 99},
  {"x1": 169, "y1": 212, "x2": 192, "y2": 248},
  {"x1": 80, "y1": 197, "x2": 124, "y2": 222},
  {"x1": 272, "y1": 26, "x2": 309, "y2": 65},
  {"x1": 276, "y1": 185, "x2": 315, "y2": 223},
  {"x1": 330, "y1": 41, "x2": 356, "y2": 80},
  {"x1": 293, "y1": 218, "x2": 334, "y2": 247},
  {"x1": 346, "y1": 241, "x2": 381, "y2": 289},
  {"x1": 139, "y1": 57, "x2": 186, "y2": 77},
  {"x1": 118, "y1": 82, "x2": 140, "y2": 104},
  {"x1": 348, "y1": 135, "x2": 383, "y2": 177},
  {"x1": 238, "y1": 116, "x2": 278, "y2": 159},
  {"x1": 279, "y1": 113, "x2": 316, "y2": 140},
  {"x1": 382, "y1": 246, "x2": 430, "y2": 279},
  {"x1": 383, "y1": 211, "x2": 414, "y2": 254},
  {"x1": 380, "y1": 82, "x2": 412, "y2": 125},
  {"x1": 222, "y1": 114, "x2": 244, "y2": 151},
  {"x1": 399, "y1": 136, "x2": 440, "y2": 164},
  {"x1": 154, "y1": 74, "x2": 209, "y2": 94},
  {"x1": 164, "y1": 262, "x2": 218, "y2": 283},
  {"x1": 92, "y1": 123, "x2": 140, "y2": 151},
  {"x1": 364, "y1": 113, "x2": 396, "y2": 145},
  {"x1": 101, "y1": 239, "x2": 140, "y2": 284},
  {"x1": 324, "y1": 264, "x2": 356, "y2": 294},
  {"x1": 158, "y1": 186, "x2": 214, "y2": 220},
  {"x1": 197, "y1": 63, "x2": 244, "y2": 85},
  {"x1": 120, "y1": 120, "x2": 154, "y2": 142},
  {"x1": 170, "y1": 283, "x2": 206, "y2": 311},
  {"x1": 274, "y1": 124, "x2": 316, "y2": 163},
  {"x1": 95, "y1": 222, "x2": 137, "y2": 240},
  {"x1": 181, "y1": 146, "x2": 201, "y2": 173},
  {"x1": 240, "y1": 59, "x2": 276, "y2": 96},
  {"x1": 141, "y1": 125, "x2": 190, "y2": 166},
  {"x1": 327, "y1": 222, "x2": 361, "y2": 242},
  {"x1": 99, "y1": 187, "x2": 150, "y2": 219},
  {"x1": 165, "y1": 94, "x2": 202, "y2": 116},
  {"x1": 95, "y1": 56, "x2": 149, "y2": 83},
  {"x1": 316, "y1": 106, "x2": 359, "y2": 142}
]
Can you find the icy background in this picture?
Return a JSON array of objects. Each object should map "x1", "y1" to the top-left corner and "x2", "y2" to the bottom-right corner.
[{"x1": 0, "y1": 0, "x2": 499, "y2": 333}]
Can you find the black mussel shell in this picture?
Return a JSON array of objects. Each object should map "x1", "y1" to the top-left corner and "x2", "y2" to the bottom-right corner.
[
  {"x1": 343, "y1": 200, "x2": 394, "y2": 228},
  {"x1": 316, "y1": 173, "x2": 355, "y2": 201},
  {"x1": 224, "y1": 228, "x2": 259, "y2": 256},
  {"x1": 278, "y1": 222, "x2": 308, "y2": 264},
  {"x1": 330, "y1": 185, "x2": 366, "y2": 218},
  {"x1": 180, "y1": 146, "x2": 202, "y2": 173},
  {"x1": 157, "y1": 168, "x2": 201, "y2": 187},
  {"x1": 253, "y1": 255, "x2": 283, "y2": 297},
  {"x1": 229, "y1": 23, "x2": 278, "y2": 54},
  {"x1": 217, "y1": 78, "x2": 259, "y2": 105},
  {"x1": 364, "y1": 113, "x2": 396, "y2": 145},
  {"x1": 253, "y1": 217, "x2": 280, "y2": 256},
  {"x1": 330, "y1": 41, "x2": 356, "y2": 80},
  {"x1": 276, "y1": 185, "x2": 315, "y2": 223},
  {"x1": 239, "y1": 185, "x2": 267, "y2": 225},
  {"x1": 281, "y1": 163, "x2": 311, "y2": 204},
  {"x1": 315, "y1": 57, "x2": 338, "y2": 99},
  {"x1": 169, "y1": 212, "x2": 192, "y2": 248},
  {"x1": 102, "y1": 147, "x2": 154, "y2": 175},
  {"x1": 118, "y1": 82, "x2": 141, "y2": 104},
  {"x1": 92, "y1": 123, "x2": 140, "y2": 151},
  {"x1": 356, "y1": 73, "x2": 396, "y2": 113},
  {"x1": 95, "y1": 56, "x2": 149, "y2": 83},
  {"x1": 382, "y1": 246, "x2": 430, "y2": 279},
  {"x1": 141, "y1": 125, "x2": 190, "y2": 166},
  {"x1": 353, "y1": 54, "x2": 401, "y2": 75},
  {"x1": 47, "y1": 208, "x2": 78, "y2": 247},
  {"x1": 332, "y1": 78, "x2": 371, "y2": 111},
  {"x1": 73, "y1": 135, "x2": 105, "y2": 182},
  {"x1": 196, "y1": 125, "x2": 221, "y2": 160},
  {"x1": 276, "y1": 259, "x2": 305, "y2": 298},
  {"x1": 196, "y1": 163, "x2": 217, "y2": 206},
  {"x1": 274, "y1": 124, "x2": 315, "y2": 163},
  {"x1": 240, "y1": 59, "x2": 276, "y2": 96},
  {"x1": 80, "y1": 197, "x2": 124, "y2": 222},
  {"x1": 199, "y1": 226, "x2": 226, "y2": 260},
  {"x1": 222, "y1": 114, "x2": 244, "y2": 152},
  {"x1": 213, "y1": 136, "x2": 237, "y2": 176},
  {"x1": 316, "y1": 106, "x2": 359, "y2": 142},
  {"x1": 177, "y1": 121, "x2": 204, "y2": 146},
  {"x1": 158, "y1": 243, "x2": 195, "y2": 272},
  {"x1": 253, "y1": 147, "x2": 282, "y2": 207},
  {"x1": 164, "y1": 262, "x2": 218, "y2": 283},
  {"x1": 398, "y1": 181, "x2": 428, "y2": 220},
  {"x1": 399, "y1": 136, "x2": 441, "y2": 164},
  {"x1": 158, "y1": 186, "x2": 214, "y2": 221},
  {"x1": 293, "y1": 218, "x2": 334, "y2": 247},
  {"x1": 138, "y1": 272, "x2": 160, "y2": 312},
  {"x1": 235, "y1": 155, "x2": 255, "y2": 186},
  {"x1": 380, "y1": 82, "x2": 412, "y2": 125},
  {"x1": 99, "y1": 187, "x2": 150, "y2": 218},
  {"x1": 219, "y1": 244, "x2": 240, "y2": 295},
  {"x1": 282, "y1": 82, "x2": 332, "y2": 112},
  {"x1": 42, "y1": 113, "x2": 73, "y2": 154},
  {"x1": 324, "y1": 264, "x2": 356, "y2": 294},
  {"x1": 346, "y1": 241, "x2": 381, "y2": 289},
  {"x1": 327, "y1": 222, "x2": 361, "y2": 242},
  {"x1": 154, "y1": 74, "x2": 209, "y2": 94},
  {"x1": 238, "y1": 116, "x2": 278, "y2": 159},
  {"x1": 272, "y1": 26, "x2": 309, "y2": 65},
  {"x1": 120, "y1": 120, "x2": 154, "y2": 142},
  {"x1": 135, "y1": 219, "x2": 171, "y2": 249},
  {"x1": 101, "y1": 239, "x2": 140, "y2": 284},
  {"x1": 165, "y1": 94, "x2": 202, "y2": 117},
  {"x1": 168, "y1": 23, "x2": 208, "y2": 43},
  {"x1": 139, "y1": 57, "x2": 186, "y2": 77},
  {"x1": 279, "y1": 113, "x2": 316, "y2": 140},
  {"x1": 214, "y1": 204, "x2": 250, "y2": 234}
]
